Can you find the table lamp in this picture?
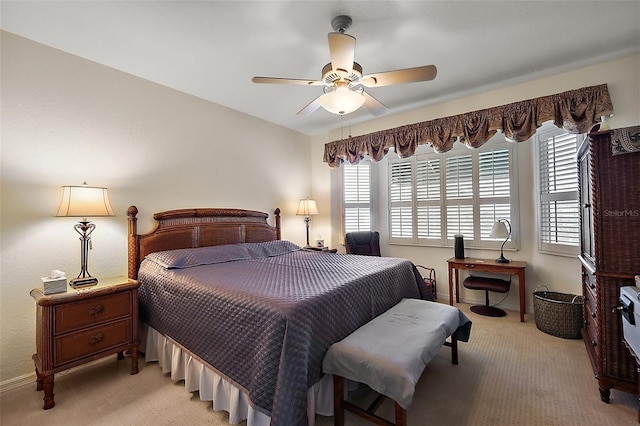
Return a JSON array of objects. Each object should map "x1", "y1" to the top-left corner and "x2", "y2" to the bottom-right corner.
[
  {"x1": 489, "y1": 219, "x2": 511, "y2": 263},
  {"x1": 56, "y1": 182, "x2": 115, "y2": 287},
  {"x1": 296, "y1": 198, "x2": 319, "y2": 248}
]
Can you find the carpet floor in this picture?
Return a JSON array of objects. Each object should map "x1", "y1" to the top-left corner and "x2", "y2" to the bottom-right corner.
[{"x1": 1, "y1": 302, "x2": 637, "y2": 425}]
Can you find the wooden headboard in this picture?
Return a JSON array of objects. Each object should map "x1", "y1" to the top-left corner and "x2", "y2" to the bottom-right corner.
[{"x1": 127, "y1": 205, "x2": 281, "y2": 279}]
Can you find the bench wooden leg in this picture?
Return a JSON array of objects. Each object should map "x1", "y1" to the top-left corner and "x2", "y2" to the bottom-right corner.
[
  {"x1": 334, "y1": 373, "x2": 404, "y2": 426},
  {"x1": 444, "y1": 330, "x2": 459, "y2": 364},
  {"x1": 394, "y1": 402, "x2": 407, "y2": 426},
  {"x1": 333, "y1": 375, "x2": 345, "y2": 426},
  {"x1": 450, "y1": 330, "x2": 459, "y2": 365}
]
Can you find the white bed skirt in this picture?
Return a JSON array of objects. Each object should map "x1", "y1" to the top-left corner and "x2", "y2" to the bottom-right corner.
[{"x1": 140, "y1": 323, "x2": 336, "y2": 426}]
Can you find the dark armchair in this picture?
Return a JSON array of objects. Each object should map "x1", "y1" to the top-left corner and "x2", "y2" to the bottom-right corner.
[{"x1": 344, "y1": 231, "x2": 381, "y2": 256}]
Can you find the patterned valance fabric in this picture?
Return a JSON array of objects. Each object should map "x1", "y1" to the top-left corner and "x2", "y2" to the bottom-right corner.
[
  {"x1": 611, "y1": 126, "x2": 640, "y2": 155},
  {"x1": 323, "y1": 84, "x2": 613, "y2": 168}
]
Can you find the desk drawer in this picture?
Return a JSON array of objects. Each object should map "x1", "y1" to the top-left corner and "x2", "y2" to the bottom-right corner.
[
  {"x1": 54, "y1": 292, "x2": 132, "y2": 334},
  {"x1": 54, "y1": 319, "x2": 132, "y2": 366}
]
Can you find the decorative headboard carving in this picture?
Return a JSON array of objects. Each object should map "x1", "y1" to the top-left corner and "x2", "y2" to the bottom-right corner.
[{"x1": 127, "y1": 205, "x2": 281, "y2": 279}]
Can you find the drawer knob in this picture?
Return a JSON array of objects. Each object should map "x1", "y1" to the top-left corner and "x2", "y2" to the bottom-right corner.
[
  {"x1": 89, "y1": 304, "x2": 104, "y2": 317},
  {"x1": 89, "y1": 333, "x2": 104, "y2": 345}
]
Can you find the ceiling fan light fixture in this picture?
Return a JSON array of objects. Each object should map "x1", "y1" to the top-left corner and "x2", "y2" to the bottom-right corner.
[
  {"x1": 318, "y1": 84, "x2": 365, "y2": 115},
  {"x1": 318, "y1": 90, "x2": 365, "y2": 115},
  {"x1": 251, "y1": 15, "x2": 435, "y2": 117}
]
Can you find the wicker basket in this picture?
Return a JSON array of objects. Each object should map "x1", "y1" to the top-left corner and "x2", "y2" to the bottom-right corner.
[
  {"x1": 415, "y1": 265, "x2": 437, "y2": 300},
  {"x1": 533, "y1": 287, "x2": 584, "y2": 339}
]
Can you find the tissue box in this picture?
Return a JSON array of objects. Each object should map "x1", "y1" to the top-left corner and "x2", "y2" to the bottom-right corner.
[{"x1": 42, "y1": 277, "x2": 68, "y2": 295}]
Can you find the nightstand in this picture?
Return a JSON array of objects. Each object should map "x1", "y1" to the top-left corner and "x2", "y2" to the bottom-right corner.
[{"x1": 30, "y1": 276, "x2": 140, "y2": 409}]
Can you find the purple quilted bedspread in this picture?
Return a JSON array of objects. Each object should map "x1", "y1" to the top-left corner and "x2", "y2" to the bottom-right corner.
[{"x1": 138, "y1": 241, "x2": 432, "y2": 426}]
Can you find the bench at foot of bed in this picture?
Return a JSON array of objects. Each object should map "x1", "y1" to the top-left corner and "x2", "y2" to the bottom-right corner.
[{"x1": 322, "y1": 298, "x2": 472, "y2": 426}]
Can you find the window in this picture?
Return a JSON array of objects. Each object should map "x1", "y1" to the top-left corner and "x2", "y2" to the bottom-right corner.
[
  {"x1": 342, "y1": 162, "x2": 372, "y2": 233},
  {"x1": 389, "y1": 161, "x2": 413, "y2": 238},
  {"x1": 389, "y1": 140, "x2": 517, "y2": 249},
  {"x1": 535, "y1": 128, "x2": 580, "y2": 256}
]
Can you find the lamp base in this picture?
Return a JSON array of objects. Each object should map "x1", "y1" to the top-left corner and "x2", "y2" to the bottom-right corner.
[
  {"x1": 70, "y1": 277, "x2": 98, "y2": 288},
  {"x1": 495, "y1": 255, "x2": 510, "y2": 264}
]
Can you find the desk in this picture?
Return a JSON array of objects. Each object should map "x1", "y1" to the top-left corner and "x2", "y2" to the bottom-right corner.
[{"x1": 447, "y1": 257, "x2": 527, "y2": 322}]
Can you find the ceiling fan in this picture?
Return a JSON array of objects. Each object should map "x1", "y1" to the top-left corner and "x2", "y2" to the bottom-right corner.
[{"x1": 252, "y1": 15, "x2": 437, "y2": 116}]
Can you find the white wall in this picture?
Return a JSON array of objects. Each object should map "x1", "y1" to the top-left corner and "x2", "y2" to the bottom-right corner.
[
  {"x1": 312, "y1": 54, "x2": 640, "y2": 311},
  {"x1": 0, "y1": 32, "x2": 313, "y2": 383},
  {"x1": 3, "y1": 28, "x2": 638, "y2": 386}
]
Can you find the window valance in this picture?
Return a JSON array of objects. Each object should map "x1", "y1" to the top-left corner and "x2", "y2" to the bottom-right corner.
[{"x1": 323, "y1": 84, "x2": 613, "y2": 168}]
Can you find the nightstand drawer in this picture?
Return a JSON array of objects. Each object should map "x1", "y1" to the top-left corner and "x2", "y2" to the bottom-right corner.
[
  {"x1": 54, "y1": 319, "x2": 132, "y2": 365},
  {"x1": 54, "y1": 292, "x2": 132, "y2": 334}
]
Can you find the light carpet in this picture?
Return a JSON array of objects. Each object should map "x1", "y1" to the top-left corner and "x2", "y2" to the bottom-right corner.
[{"x1": 1, "y1": 302, "x2": 636, "y2": 425}]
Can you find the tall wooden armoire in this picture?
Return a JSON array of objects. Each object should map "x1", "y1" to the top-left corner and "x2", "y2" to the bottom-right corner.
[{"x1": 578, "y1": 125, "x2": 640, "y2": 403}]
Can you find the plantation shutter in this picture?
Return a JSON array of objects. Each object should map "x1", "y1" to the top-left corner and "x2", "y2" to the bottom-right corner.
[
  {"x1": 390, "y1": 161, "x2": 413, "y2": 238},
  {"x1": 387, "y1": 141, "x2": 517, "y2": 248},
  {"x1": 537, "y1": 131, "x2": 580, "y2": 253},
  {"x1": 445, "y1": 154, "x2": 474, "y2": 239},
  {"x1": 416, "y1": 156, "x2": 441, "y2": 239},
  {"x1": 343, "y1": 163, "x2": 372, "y2": 233},
  {"x1": 478, "y1": 149, "x2": 511, "y2": 239}
]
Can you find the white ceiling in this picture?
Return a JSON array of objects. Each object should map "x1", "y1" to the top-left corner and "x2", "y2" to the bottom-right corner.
[{"x1": 2, "y1": 1, "x2": 639, "y2": 136}]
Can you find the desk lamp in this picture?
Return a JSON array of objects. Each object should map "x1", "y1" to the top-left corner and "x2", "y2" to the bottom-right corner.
[{"x1": 490, "y1": 219, "x2": 511, "y2": 263}]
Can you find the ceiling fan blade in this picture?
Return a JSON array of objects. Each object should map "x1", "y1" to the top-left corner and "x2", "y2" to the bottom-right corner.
[
  {"x1": 296, "y1": 96, "x2": 323, "y2": 116},
  {"x1": 252, "y1": 77, "x2": 324, "y2": 86},
  {"x1": 360, "y1": 65, "x2": 437, "y2": 87},
  {"x1": 328, "y1": 32, "x2": 356, "y2": 74},
  {"x1": 363, "y1": 92, "x2": 388, "y2": 116}
]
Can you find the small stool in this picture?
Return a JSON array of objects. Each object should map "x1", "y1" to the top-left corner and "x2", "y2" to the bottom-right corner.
[{"x1": 463, "y1": 276, "x2": 511, "y2": 317}]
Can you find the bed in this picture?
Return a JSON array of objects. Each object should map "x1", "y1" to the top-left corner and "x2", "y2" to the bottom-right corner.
[{"x1": 127, "y1": 206, "x2": 444, "y2": 426}]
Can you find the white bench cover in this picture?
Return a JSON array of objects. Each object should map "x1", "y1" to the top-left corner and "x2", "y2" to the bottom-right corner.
[{"x1": 322, "y1": 298, "x2": 471, "y2": 409}]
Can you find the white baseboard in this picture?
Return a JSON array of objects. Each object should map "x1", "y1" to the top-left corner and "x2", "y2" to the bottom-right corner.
[
  {"x1": 1, "y1": 371, "x2": 35, "y2": 394},
  {"x1": 1, "y1": 356, "x2": 121, "y2": 395}
]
